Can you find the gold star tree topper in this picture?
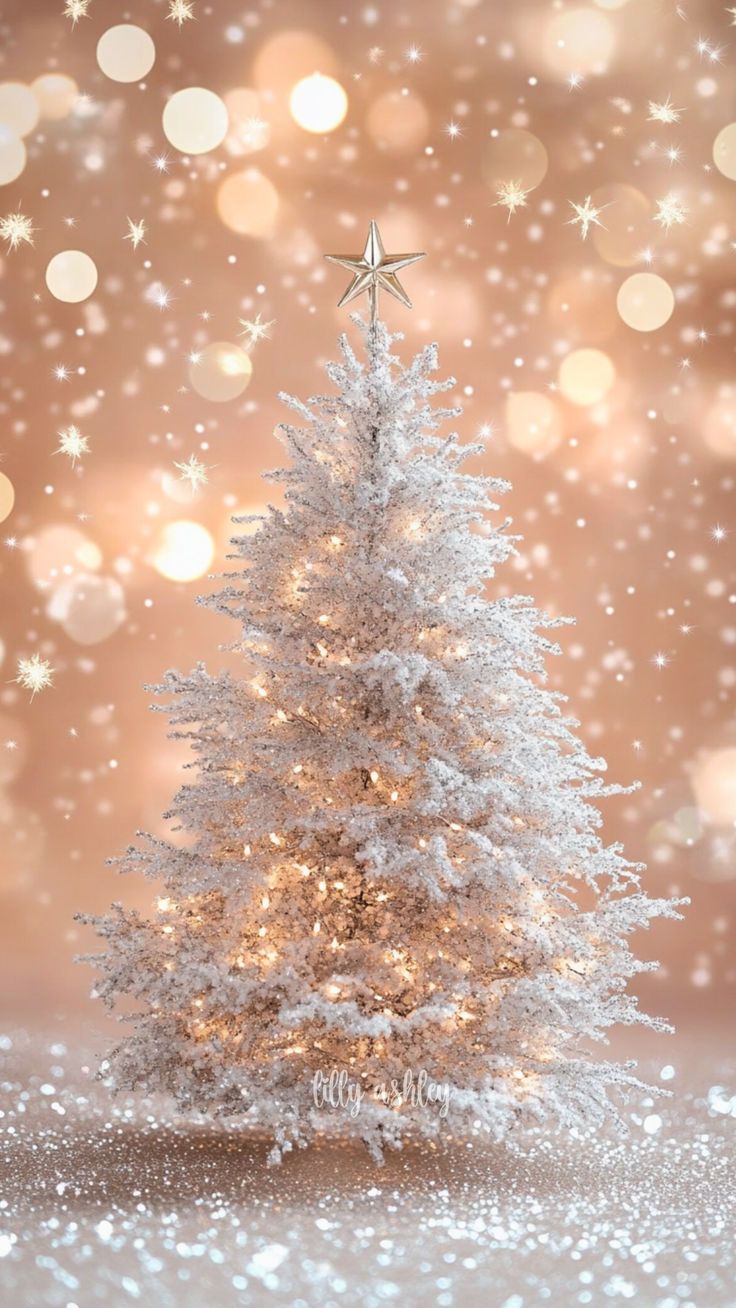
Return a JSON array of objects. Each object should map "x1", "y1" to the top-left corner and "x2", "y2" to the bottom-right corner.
[{"x1": 325, "y1": 220, "x2": 425, "y2": 326}]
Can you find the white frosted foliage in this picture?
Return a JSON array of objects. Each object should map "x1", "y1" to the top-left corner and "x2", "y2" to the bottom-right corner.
[{"x1": 76, "y1": 319, "x2": 685, "y2": 1162}]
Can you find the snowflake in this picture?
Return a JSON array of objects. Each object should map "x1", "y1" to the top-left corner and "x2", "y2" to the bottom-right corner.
[
  {"x1": 239, "y1": 313, "x2": 275, "y2": 346},
  {"x1": 125, "y1": 217, "x2": 146, "y2": 249},
  {"x1": 647, "y1": 97, "x2": 683, "y2": 124},
  {"x1": 167, "y1": 0, "x2": 195, "y2": 26},
  {"x1": 654, "y1": 193, "x2": 688, "y2": 230},
  {"x1": 567, "y1": 195, "x2": 608, "y2": 240},
  {"x1": 495, "y1": 180, "x2": 530, "y2": 221},
  {"x1": 0, "y1": 211, "x2": 35, "y2": 251},
  {"x1": 174, "y1": 454, "x2": 210, "y2": 493},
  {"x1": 63, "y1": 0, "x2": 91, "y2": 23},
  {"x1": 55, "y1": 425, "x2": 90, "y2": 464},
  {"x1": 15, "y1": 654, "x2": 54, "y2": 697}
]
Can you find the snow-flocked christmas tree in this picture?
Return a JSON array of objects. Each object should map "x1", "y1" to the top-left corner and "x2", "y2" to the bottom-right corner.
[{"x1": 77, "y1": 223, "x2": 685, "y2": 1162}]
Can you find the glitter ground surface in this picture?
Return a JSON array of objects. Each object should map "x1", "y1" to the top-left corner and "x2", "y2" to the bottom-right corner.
[{"x1": 1, "y1": 1030, "x2": 734, "y2": 1307}]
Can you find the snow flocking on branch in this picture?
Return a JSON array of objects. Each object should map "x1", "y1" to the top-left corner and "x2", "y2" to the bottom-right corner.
[{"x1": 75, "y1": 315, "x2": 687, "y2": 1163}]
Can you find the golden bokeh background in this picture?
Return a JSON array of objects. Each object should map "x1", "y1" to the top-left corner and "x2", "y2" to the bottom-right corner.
[{"x1": 0, "y1": 0, "x2": 734, "y2": 1048}]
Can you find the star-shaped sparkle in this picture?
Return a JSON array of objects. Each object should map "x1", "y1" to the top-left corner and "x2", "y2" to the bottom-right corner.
[
  {"x1": 325, "y1": 220, "x2": 425, "y2": 325},
  {"x1": 567, "y1": 195, "x2": 608, "y2": 240},
  {"x1": 15, "y1": 654, "x2": 55, "y2": 697},
  {"x1": 0, "y1": 210, "x2": 35, "y2": 251}
]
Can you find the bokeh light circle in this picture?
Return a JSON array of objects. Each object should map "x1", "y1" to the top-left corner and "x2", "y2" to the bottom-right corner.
[
  {"x1": 692, "y1": 748, "x2": 736, "y2": 825},
  {"x1": 26, "y1": 525, "x2": 102, "y2": 589},
  {"x1": 45, "y1": 250, "x2": 98, "y2": 303},
  {"x1": 616, "y1": 273, "x2": 674, "y2": 332},
  {"x1": 703, "y1": 395, "x2": 736, "y2": 459},
  {"x1": 31, "y1": 73, "x2": 78, "y2": 120},
  {"x1": 188, "y1": 341, "x2": 253, "y2": 401},
  {"x1": 506, "y1": 392, "x2": 563, "y2": 456},
  {"x1": 483, "y1": 129, "x2": 548, "y2": 191},
  {"x1": 591, "y1": 184, "x2": 651, "y2": 266},
  {"x1": 289, "y1": 74, "x2": 347, "y2": 133},
  {"x1": 96, "y1": 25, "x2": 156, "y2": 83},
  {"x1": 0, "y1": 82, "x2": 39, "y2": 136},
  {"x1": 163, "y1": 88, "x2": 229, "y2": 155},
  {"x1": 546, "y1": 271, "x2": 618, "y2": 339},
  {"x1": 0, "y1": 125, "x2": 26, "y2": 185},
  {"x1": 543, "y1": 8, "x2": 616, "y2": 76},
  {"x1": 252, "y1": 31, "x2": 338, "y2": 92},
  {"x1": 224, "y1": 88, "x2": 270, "y2": 156},
  {"x1": 0, "y1": 471, "x2": 15, "y2": 523},
  {"x1": 712, "y1": 123, "x2": 736, "y2": 181},
  {"x1": 48, "y1": 574, "x2": 126, "y2": 645},
  {"x1": 366, "y1": 91, "x2": 430, "y2": 154},
  {"x1": 558, "y1": 348, "x2": 615, "y2": 406},
  {"x1": 216, "y1": 168, "x2": 279, "y2": 237},
  {"x1": 152, "y1": 521, "x2": 215, "y2": 582}
]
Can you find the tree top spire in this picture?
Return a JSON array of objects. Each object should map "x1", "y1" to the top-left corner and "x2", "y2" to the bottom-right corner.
[{"x1": 324, "y1": 219, "x2": 425, "y2": 328}]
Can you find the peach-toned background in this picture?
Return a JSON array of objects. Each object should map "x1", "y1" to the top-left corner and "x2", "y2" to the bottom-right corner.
[{"x1": 0, "y1": 0, "x2": 733, "y2": 1049}]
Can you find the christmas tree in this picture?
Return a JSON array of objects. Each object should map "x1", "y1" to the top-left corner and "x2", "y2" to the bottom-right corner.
[{"x1": 77, "y1": 223, "x2": 684, "y2": 1163}]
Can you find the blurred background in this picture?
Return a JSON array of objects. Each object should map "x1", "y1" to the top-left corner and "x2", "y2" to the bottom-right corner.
[{"x1": 0, "y1": 0, "x2": 733, "y2": 1051}]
